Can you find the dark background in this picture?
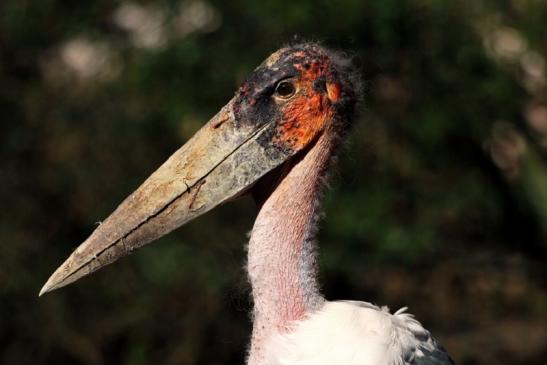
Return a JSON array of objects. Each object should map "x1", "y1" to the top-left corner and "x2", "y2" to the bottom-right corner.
[{"x1": 2, "y1": 0, "x2": 547, "y2": 364}]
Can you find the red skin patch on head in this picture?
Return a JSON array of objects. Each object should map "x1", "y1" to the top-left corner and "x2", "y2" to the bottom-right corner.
[
  {"x1": 274, "y1": 94, "x2": 331, "y2": 150},
  {"x1": 273, "y1": 59, "x2": 337, "y2": 150}
]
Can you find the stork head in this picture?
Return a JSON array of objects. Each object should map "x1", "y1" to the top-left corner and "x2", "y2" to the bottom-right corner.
[
  {"x1": 234, "y1": 43, "x2": 359, "y2": 150},
  {"x1": 40, "y1": 43, "x2": 360, "y2": 295}
]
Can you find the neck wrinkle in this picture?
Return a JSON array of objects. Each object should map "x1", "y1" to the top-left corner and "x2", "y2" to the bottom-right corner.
[{"x1": 246, "y1": 128, "x2": 338, "y2": 365}]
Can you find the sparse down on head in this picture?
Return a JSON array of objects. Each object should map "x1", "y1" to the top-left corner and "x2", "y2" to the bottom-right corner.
[{"x1": 39, "y1": 43, "x2": 360, "y2": 296}]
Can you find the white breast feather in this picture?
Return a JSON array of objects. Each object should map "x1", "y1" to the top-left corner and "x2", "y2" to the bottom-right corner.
[{"x1": 262, "y1": 301, "x2": 451, "y2": 365}]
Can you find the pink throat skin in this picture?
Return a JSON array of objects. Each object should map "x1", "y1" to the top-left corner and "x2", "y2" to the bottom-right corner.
[{"x1": 246, "y1": 127, "x2": 339, "y2": 364}]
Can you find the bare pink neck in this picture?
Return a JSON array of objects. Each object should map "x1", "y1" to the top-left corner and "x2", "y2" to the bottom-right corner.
[{"x1": 246, "y1": 128, "x2": 338, "y2": 364}]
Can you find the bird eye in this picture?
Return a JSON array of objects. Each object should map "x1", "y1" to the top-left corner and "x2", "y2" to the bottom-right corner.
[{"x1": 274, "y1": 81, "x2": 296, "y2": 99}]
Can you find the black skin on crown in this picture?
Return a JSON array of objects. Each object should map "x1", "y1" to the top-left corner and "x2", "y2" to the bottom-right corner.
[
  {"x1": 231, "y1": 47, "x2": 300, "y2": 156},
  {"x1": 232, "y1": 51, "x2": 297, "y2": 130}
]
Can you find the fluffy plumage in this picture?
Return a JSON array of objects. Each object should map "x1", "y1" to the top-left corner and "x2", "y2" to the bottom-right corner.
[{"x1": 263, "y1": 301, "x2": 453, "y2": 365}]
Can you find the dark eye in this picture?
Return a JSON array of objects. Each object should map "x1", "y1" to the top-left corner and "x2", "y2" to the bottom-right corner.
[{"x1": 274, "y1": 80, "x2": 296, "y2": 99}]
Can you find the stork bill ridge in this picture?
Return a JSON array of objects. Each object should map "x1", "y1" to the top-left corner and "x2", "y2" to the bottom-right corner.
[{"x1": 39, "y1": 43, "x2": 359, "y2": 296}]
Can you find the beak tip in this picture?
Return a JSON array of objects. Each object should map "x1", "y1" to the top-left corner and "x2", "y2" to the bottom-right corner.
[
  {"x1": 39, "y1": 273, "x2": 60, "y2": 297},
  {"x1": 38, "y1": 282, "x2": 52, "y2": 297},
  {"x1": 39, "y1": 264, "x2": 69, "y2": 297}
]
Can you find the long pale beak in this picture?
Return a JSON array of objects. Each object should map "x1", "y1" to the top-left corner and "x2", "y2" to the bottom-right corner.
[{"x1": 40, "y1": 99, "x2": 292, "y2": 296}]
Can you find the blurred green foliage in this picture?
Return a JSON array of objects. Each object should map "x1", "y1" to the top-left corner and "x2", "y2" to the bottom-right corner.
[{"x1": 1, "y1": 0, "x2": 547, "y2": 364}]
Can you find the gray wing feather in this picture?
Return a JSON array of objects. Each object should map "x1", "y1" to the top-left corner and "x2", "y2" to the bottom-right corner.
[
  {"x1": 406, "y1": 333, "x2": 454, "y2": 365},
  {"x1": 395, "y1": 308, "x2": 454, "y2": 365}
]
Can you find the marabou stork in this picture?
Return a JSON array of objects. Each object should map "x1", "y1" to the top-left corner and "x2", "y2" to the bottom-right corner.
[{"x1": 41, "y1": 43, "x2": 454, "y2": 365}]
